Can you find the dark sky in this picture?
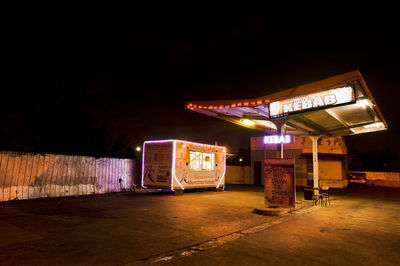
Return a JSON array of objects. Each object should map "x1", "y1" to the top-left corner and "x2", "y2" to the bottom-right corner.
[{"x1": 1, "y1": 2, "x2": 399, "y2": 159}]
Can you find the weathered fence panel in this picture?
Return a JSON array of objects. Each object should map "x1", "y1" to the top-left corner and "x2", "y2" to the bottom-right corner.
[{"x1": 0, "y1": 151, "x2": 135, "y2": 202}]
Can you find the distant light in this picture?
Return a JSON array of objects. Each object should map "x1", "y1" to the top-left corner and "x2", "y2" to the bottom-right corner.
[
  {"x1": 136, "y1": 146, "x2": 141, "y2": 152},
  {"x1": 182, "y1": 144, "x2": 186, "y2": 148},
  {"x1": 239, "y1": 158, "x2": 243, "y2": 162}
]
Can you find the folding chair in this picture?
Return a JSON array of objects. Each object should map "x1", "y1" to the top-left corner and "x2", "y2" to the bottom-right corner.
[
  {"x1": 312, "y1": 189, "x2": 321, "y2": 206},
  {"x1": 320, "y1": 186, "x2": 330, "y2": 206},
  {"x1": 312, "y1": 187, "x2": 330, "y2": 206}
]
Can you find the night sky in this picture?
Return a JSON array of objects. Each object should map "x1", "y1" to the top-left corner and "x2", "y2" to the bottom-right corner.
[{"x1": 2, "y1": 2, "x2": 399, "y2": 166}]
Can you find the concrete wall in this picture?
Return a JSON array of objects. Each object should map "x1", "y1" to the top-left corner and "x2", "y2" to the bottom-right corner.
[
  {"x1": 227, "y1": 159, "x2": 348, "y2": 188},
  {"x1": 295, "y1": 157, "x2": 348, "y2": 188},
  {"x1": 318, "y1": 160, "x2": 348, "y2": 188},
  {"x1": 350, "y1": 171, "x2": 400, "y2": 188},
  {"x1": 225, "y1": 166, "x2": 251, "y2": 184},
  {"x1": 295, "y1": 157, "x2": 308, "y2": 187},
  {"x1": 0, "y1": 151, "x2": 134, "y2": 202}
]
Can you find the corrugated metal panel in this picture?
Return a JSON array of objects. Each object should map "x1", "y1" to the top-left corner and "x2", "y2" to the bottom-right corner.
[{"x1": 0, "y1": 151, "x2": 134, "y2": 202}]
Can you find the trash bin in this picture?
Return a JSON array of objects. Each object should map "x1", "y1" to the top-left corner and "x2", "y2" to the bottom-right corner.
[{"x1": 304, "y1": 188, "x2": 313, "y2": 200}]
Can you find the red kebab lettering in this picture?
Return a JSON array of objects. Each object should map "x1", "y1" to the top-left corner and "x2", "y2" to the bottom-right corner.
[{"x1": 283, "y1": 94, "x2": 337, "y2": 113}]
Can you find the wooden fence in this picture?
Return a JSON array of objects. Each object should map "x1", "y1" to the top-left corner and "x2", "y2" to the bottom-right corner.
[{"x1": 0, "y1": 151, "x2": 134, "y2": 202}]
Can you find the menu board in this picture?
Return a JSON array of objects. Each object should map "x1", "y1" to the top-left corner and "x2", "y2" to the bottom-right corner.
[{"x1": 264, "y1": 159, "x2": 295, "y2": 208}]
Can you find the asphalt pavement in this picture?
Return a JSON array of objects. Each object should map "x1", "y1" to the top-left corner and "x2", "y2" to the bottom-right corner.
[{"x1": 0, "y1": 185, "x2": 399, "y2": 265}]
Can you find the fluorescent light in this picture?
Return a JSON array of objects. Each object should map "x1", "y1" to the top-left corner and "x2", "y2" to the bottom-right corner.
[
  {"x1": 254, "y1": 120, "x2": 277, "y2": 129},
  {"x1": 356, "y1": 99, "x2": 370, "y2": 109},
  {"x1": 364, "y1": 122, "x2": 384, "y2": 129},
  {"x1": 350, "y1": 122, "x2": 386, "y2": 134},
  {"x1": 239, "y1": 119, "x2": 255, "y2": 127}
]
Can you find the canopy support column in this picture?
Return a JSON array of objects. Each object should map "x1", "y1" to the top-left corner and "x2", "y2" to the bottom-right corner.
[
  {"x1": 309, "y1": 135, "x2": 321, "y2": 193},
  {"x1": 280, "y1": 124, "x2": 288, "y2": 159},
  {"x1": 272, "y1": 118, "x2": 288, "y2": 159}
]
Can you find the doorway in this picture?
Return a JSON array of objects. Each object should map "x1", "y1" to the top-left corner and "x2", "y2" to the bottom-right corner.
[{"x1": 254, "y1": 161, "x2": 262, "y2": 185}]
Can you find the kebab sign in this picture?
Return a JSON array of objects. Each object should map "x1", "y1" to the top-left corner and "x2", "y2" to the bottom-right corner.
[
  {"x1": 269, "y1": 86, "x2": 355, "y2": 118},
  {"x1": 264, "y1": 135, "x2": 292, "y2": 144}
]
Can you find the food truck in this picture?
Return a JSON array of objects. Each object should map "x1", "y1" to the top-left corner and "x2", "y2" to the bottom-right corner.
[{"x1": 141, "y1": 140, "x2": 226, "y2": 191}]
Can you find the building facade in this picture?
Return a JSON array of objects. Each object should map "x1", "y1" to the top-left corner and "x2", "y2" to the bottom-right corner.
[{"x1": 251, "y1": 136, "x2": 349, "y2": 188}]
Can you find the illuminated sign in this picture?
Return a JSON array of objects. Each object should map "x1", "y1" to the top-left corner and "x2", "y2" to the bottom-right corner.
[
  {"x1": 264, "y1": 135, "x2": 292, "y2": 144},
  {"x1": 269, "y1": 86, "x2": 355, "y2": 118}
]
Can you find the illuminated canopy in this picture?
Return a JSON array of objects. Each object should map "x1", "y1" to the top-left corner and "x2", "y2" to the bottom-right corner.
[{"x1": 185, "y1": 70, "x2": 387, "y2": 137}]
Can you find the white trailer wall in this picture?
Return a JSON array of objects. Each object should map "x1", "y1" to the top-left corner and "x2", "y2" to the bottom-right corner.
[{"x1": 0, "y1": 151, "x2": 134, "y2": 202}]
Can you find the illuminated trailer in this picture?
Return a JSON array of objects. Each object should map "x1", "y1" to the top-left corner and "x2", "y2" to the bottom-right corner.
[{"x1": 141, "y1": 140, "x2": 226, "y2": 191}]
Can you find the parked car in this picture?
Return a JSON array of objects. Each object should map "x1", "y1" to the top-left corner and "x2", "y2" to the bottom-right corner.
[{"x1": 349, "y1": 172, "x2": 367, "y2": 184}]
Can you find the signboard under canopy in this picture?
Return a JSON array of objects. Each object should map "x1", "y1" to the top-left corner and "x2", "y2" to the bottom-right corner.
[{"x1": 269, "y1": 86, "x2": 355, "y2": 118}]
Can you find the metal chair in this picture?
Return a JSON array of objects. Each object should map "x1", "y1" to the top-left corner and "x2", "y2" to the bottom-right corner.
[
  {"x1": 320, "y1": 186, "x2": 330, "y2": 206},
  {"x1": 312, "y1": 189, "x2": 322, "y2": 206},
  {"x1": 312, "y1": 187, "x2": 330, "y2": 206}
]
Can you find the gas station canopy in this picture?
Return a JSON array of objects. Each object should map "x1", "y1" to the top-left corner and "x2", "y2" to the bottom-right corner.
[{"x1": 185, "y1": 70, "x2": 387, "y2": 137}]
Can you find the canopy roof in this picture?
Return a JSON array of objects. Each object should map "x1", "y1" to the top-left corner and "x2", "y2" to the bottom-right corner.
[{"x1": 185, "y1": 70, "x2": 387, "y2": 137}]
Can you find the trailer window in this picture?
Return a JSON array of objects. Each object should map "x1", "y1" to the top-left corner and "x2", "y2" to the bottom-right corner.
[
  {"x1": 189, "y1": 151, "x2": 215, "y2": 171},
  {"x1": 190, "y1": 151, "x2": 202, "y2": 171},
  {"x1": 202, "y1": 153, "x2": 214, "y2": 170}
]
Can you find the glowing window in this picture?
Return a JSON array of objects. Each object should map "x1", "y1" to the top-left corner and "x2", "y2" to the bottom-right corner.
[
  {"x1": 189, "y1": 151, "x2": 215, "y2": 171},
  {"x1": 202, "y1": 152, "x2": 214, "y2": 170},
  {"x1": 190, "y1": 151, "x2": 202, "y2": 171}
]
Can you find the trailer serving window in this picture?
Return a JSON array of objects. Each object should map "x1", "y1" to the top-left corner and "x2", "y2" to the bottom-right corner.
[{"x1": 189, "y1": 151, "x2": 215, "y2": 171}]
